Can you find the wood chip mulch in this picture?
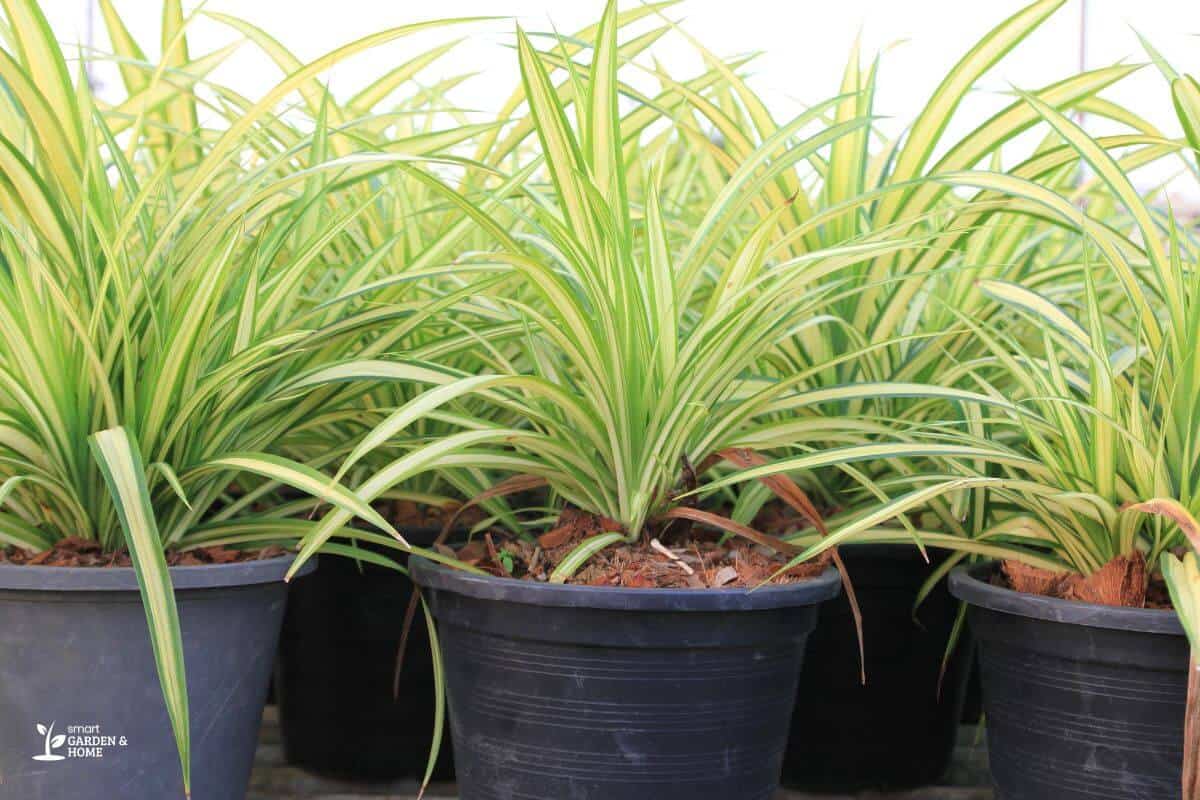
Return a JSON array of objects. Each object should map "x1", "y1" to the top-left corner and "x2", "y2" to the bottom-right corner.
[
  {"x1": 446, "y1": 506, "x2": 831, "y2": 588},
  {"x1": 0, "y1": 536, "x2": 287, "y2": 568}
]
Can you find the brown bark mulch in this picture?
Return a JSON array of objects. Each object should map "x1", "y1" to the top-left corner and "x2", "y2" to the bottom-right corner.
[
  {"x1": 445, "y1": 506, "x2": 830, "y2": 588},
  {"x1": 0, "y1": 536, "x2": 287, "y2": 568}
]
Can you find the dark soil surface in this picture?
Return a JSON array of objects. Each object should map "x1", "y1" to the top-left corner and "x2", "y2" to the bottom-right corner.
[
  {"x1": 0, "y1": 536, "x2": 287, "y2": 568},
  {"x1": 389, "y1": 500, "x2": 482, "y2": 529}
]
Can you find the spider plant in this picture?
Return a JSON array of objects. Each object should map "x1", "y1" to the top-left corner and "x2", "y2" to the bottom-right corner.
[
  {"x1": 715, "y1": 84, "x2": 1189, "y2": 580},
  {"x1": 0, "y1": 1, "x2": 491, "y2": 793},
  {"x1": 940, "y1": 93, "x2": 1193, "y2": 580},
  {"x1": 190, "y1": 11, "x2": 530, "y2": 532},
  {"x1": 200, "y1": 6, "x2": 771, "y2": 543},
  {"x1": 283, "y1": 0, "x2": 969, "y2": 589},
  {"x1": 601, "y1": 1, "x2": 1166, "y2": 582}
]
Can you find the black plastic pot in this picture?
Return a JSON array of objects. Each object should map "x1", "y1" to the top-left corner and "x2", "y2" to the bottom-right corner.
[
  {"x1": 0, "y1": 555, "x2": 311, "y2": 800},
  {"x1": 412, "y1": 556, "x2": 841, "y2": 800},
  {"x1": 949, "y1": 562, "x2": 1188, "y2": 799},
  {"x1": 276, "y1": 527, "x2": 452, "y2": 780},
  {"x1": 782, "y1": 544, "x2": 973, "y2": 791},
  {"x1": 960, "y1": 653, "x2": 984, "y2": 724}
]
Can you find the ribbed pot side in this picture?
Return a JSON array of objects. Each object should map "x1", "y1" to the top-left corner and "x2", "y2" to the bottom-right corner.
[
  {"x1": 412, "y1": 557, "x2": 841, "y2": 800},
  {"x1": 782, "y1": 544, "x2": 972, "y2": 791},
  {"x1": 0, "y1": 556, "x2": 312, "y2": 800},
  {"x1": 950, "y1": 562, "x2": 1188, "y2": 800},
  {"x1": 276, "y1": 527, "x2": 454, "y2": 780}
]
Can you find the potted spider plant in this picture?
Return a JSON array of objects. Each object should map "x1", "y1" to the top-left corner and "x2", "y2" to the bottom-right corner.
[
  {"x1": 267, "y1": 0, "x2": 798, "y2": 782},
  {"x1": 847, "y1": 88, "x2": 1199, "y2": 799},
  {"x1": 279, "y1": 3, "x2": 979, "y2": 796},
  {"x1": 0, "y1": 3, "x2": 472, "y2": 797}
]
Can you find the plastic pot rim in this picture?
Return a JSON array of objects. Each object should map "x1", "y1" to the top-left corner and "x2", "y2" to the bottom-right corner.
[
  {"x1": 948, "y1": 560, "x2": 1182, "y2": 636},
  {"x1": 410, "y1": 555, "x2": 841, "y2": 612},
  {"x1": 0, "y1": 552, "x2": 314, "y2": 592}
]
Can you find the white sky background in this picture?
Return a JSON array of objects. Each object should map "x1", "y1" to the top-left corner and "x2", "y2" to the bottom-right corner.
[{"x1": 31, "y1": 1, "x2": 1200, "y2": 202}]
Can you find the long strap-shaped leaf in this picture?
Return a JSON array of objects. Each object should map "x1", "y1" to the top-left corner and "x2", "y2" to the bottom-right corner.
[
  {"x1": 89, "y1": 427, "x2": 190, "y2": 798},
  {"x1": 873, "y1": 0, "x2": 1063, "y2": 226},
  {"x1": 1173, "y1": 75, "x2": 1200, "y2": 154},
  {"x1": 718, "y1": 447, "x2": 867, "y2": 682}
]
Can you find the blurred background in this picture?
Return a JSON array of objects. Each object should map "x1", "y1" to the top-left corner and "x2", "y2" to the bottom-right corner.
[{"x1": 33, "y1": 0, "x2": 1200, "y2": 204}]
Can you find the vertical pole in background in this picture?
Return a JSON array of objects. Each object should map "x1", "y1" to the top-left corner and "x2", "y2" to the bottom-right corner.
[
  {"x1": 1077, "y1": 0, "x2": 1088, "y2": 121},
  {"x1": 1076, "y1": 0, "x2": 1089, "y2": 190},
  {"x1": 84, "y1": 0, "x2": 99, "y2": 91}
]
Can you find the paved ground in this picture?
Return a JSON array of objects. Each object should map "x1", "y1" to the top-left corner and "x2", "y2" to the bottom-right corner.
[{"x1": 249, "y1": 708, "x2": 993, "y2": 800}]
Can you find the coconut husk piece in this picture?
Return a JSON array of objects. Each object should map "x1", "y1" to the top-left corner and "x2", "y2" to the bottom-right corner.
[
  {"x1": 1001, "y1": 559, "x2": 1071, "y2": 597},
  {"x1": 1061, "y1": 552, "x2": 1147, "y2": 607},
  {"x1": 1001, "y1": 551, "x2": 1148, "y2": 608}
]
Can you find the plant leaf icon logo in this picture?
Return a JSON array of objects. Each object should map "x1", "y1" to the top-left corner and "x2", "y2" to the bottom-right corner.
[{"x1": 32, "y1": 722, "x2": 66, "y2": 762}]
